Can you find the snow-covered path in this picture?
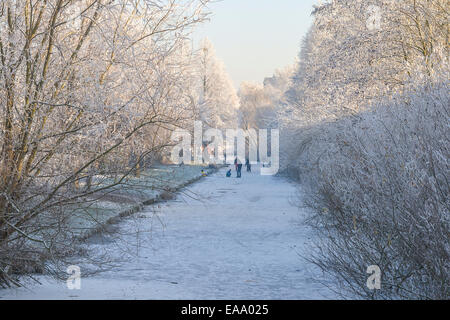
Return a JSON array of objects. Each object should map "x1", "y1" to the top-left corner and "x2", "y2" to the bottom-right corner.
[{"x1": 0, "y1": 166, "x2": 334, "y2": 299}]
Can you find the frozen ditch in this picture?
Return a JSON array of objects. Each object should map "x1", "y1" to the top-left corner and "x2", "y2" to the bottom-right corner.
[{"x1": 0, "y1": 165, "x2": 335, "y2": 299}]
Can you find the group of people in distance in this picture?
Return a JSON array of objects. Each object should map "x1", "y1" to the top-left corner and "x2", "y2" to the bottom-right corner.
[
  {"x1": 226, "y1": 158, "x2": 251, "y2": 178},
  {"x1": 200, "y1": 158, "x2": 252, "y2": 179}
]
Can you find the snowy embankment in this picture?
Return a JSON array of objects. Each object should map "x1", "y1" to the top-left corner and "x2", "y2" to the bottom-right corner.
[
  {"x1": 68, "y1": 164, "x2": 219, "y2": 239},
  {"x1": 0, "y1": 165, "x2": 335, "y2": 299}
]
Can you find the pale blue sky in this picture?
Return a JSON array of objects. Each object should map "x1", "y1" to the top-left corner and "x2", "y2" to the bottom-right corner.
[{"x1": 193, "y1": 0, "x2": 318, "y2": 88}]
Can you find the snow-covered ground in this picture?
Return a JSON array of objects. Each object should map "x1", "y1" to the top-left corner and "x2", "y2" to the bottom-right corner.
[{"x1": 0, "y1": 166, "x2": 336, "y2": 300}]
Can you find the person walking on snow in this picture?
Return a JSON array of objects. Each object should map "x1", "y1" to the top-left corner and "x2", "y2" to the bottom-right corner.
[
  {"x1": 237, "y1": 163, "x2": 243, "y2": 178},
  {"x1": 234, "y1": 157, "x2": 242, "y2": 178},
  {"x1": 245, "y1": 158, "x2": 251, "y2": 172}
]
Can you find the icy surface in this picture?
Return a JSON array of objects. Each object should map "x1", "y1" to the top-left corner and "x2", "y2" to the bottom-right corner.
[{"x1": 0, "y1": 166, "x2": 335, "y2": 300}]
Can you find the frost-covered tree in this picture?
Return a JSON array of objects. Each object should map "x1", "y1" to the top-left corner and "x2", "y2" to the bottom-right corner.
[
  {"x1": 196, "y1": 38, "x2": 239, "y2": 129},
  {"x1": 0, "y1": 0, "x2": 210, "y2": 287},
  {"x1": 239, "y1": 65, "x2": 294, "y2": 130},
  {"x1": 238, "y1": 82, "x2": 268, "y2": 130},
  {"x1": 278, "y1": 0, "x2": 449, "y2": 299}
]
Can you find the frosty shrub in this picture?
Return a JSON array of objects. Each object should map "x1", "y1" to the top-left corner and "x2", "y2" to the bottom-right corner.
[
  {"x1": 278, "y1": 0, "x2": 449, "y2": 299},
  {"x1": 302, "y1": 78, "x2": 449, "y2": 299}
]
